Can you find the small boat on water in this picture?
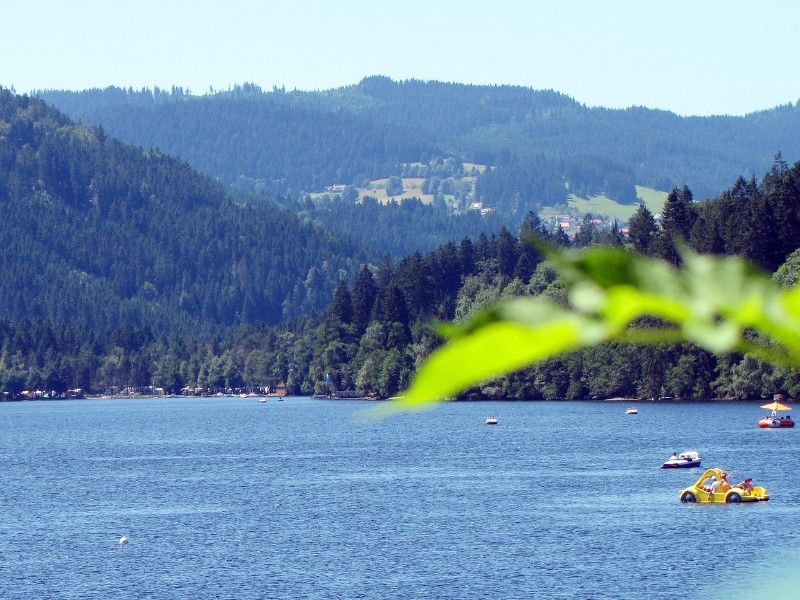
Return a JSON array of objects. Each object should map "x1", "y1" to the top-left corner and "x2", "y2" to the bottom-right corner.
[
  {"x1": 662, "y1": 450, "x2": 702, "y2": 469},
  {"x1": 679, "y1": 467, "x2": 769, "y2": 503},
  {"x1": 258, "y1": 397, "x2": 267, "y2": 404},
  {"x1": 485, "y1": 416, "x2": 498, "y2": 425},
  {"x1": 757, "y1": 399, "x2": 794, "y2": 428},
  {"x1": 758, "y1": 415, "x2": 794, "y2": 428},
  {"x1": 625, "y1": 407, "x2": 638, "y2": 415}
]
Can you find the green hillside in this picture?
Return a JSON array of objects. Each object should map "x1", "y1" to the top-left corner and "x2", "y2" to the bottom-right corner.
[
  {"x1": 0, "y1": 89, "x2": 365, "y2": 332},
  {"x1": 38, "y1": 78, "x2": 800, "y2": 226},
  {"x1": 566, "y1": 186, "x2": 668, "y2": 222}
]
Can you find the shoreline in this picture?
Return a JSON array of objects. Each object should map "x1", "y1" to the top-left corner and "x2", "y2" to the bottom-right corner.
[{"x1": 1, "y1": 394, "x2": 785, "y2": 404}]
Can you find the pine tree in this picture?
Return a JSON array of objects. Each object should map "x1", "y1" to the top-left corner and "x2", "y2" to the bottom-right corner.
[
  {"x1": 322, "y1": 280, "x2": 355, "y2": 345},
  {"x1": 627, "y1": 204, "x2": 658, "y2": 254},
  {"x1": 654, "y1": 186, "x2": 696, "y2": 264},
  {"x1": 378, "y1": 285, "x2": 411, "y2": 350},
  {"x1": 459, "y1": 238, "x2": 476, "y2": 275},
  {"x1": 553, "y1": 224, "x2": 572, "y2": 248},
  {"x1": 496, "y1": 227, "x2": 519, "y2": 277},
  {"x1": 573, "y1": 214, "x2": 598, "y2": 248},
  {"x1": 661, "y1": 186, "x2": 696, "y2": 240},
  {"x1": 351, "y1": 265, "x2": 377, "y2": 338}
]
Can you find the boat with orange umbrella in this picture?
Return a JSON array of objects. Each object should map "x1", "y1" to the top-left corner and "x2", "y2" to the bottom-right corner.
[{"x1": 758, "y1": 399, "x2": 794, "y2": 428}]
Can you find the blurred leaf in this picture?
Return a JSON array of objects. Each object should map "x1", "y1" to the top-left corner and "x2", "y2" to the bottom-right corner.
[
  {"x1": 386, "y1": 245, "x2": 800, "y2": 414},
  {"x1": 368, "y1": 315, "x2": 606, "y2": 417}
]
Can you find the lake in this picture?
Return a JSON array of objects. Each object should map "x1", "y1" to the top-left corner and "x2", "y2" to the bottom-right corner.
[{"x1": 1, "y1": 397, "x2": 797, "y2": 599}]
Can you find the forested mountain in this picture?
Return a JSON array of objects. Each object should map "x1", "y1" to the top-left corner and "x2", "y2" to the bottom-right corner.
[
  {"x1": 5, "y1": 84, "x2": 800, "y2": 403},
  {"x1": 286, "y1": 194, "x2": 507, "y2": 258},
  {"x1": 263, "y1": 155, "x2": 800, "y2": 402},
  {"x1": 0, "y1": 89, "x2": 366, "y2": 334},
  {"x1": 39, "y1": 77, "x2": 800, "y2": 216},
  {"x1": 5, "y1": 151, "x2": 800, "y2": 400}
]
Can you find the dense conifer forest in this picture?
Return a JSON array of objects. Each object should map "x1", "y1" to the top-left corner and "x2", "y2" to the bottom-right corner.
[
  {"x1": 39, "y1": 77, "x2": 800, "y2": 217},
  {"x1": 0, "y1": 90, "x2": 371, "y2": 331},
  {"x1": 3, "y1": 86, "x2": 800, "y2": 401}
]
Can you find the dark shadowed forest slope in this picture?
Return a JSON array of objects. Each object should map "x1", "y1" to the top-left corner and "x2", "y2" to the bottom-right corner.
[{"x1": 0, "y1": 89, "x2": 367, "y2": 334}]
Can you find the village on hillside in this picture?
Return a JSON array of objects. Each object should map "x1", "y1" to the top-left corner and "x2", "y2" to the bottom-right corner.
[{"x1": 321, "y1": 173, "x2": 667, "y2": 238}]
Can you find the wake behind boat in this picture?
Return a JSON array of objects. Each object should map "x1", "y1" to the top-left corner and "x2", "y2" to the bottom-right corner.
[{"x1": 662, "y1": 450, "x2": 701, "y2": 469}]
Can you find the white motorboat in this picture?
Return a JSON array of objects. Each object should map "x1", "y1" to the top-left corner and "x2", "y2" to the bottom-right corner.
[
  {"x1": 662, "y1": 450, "x2": 702, "y2": 469},
  {"x1": 625, "y1": 407, "x2": 638, "y2": 414},
  {"x1": 485, "y1": 416, "x2": 498, "y2": 425}
]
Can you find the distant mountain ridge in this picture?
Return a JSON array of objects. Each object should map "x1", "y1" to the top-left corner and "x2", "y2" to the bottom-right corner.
[{"x1": 38, "y1": 77, "x2": 800, "y2": 209}]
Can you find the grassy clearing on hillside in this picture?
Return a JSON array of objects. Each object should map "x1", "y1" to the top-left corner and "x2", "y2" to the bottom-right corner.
[
  {"x1": 538, "y1": 205, "x2": 569, "y2": 223},
  {"x1": 357, "y1": 178, "x2": 434, "y2": 204},
  {"x1": 566, "y1": 186, "x2": 667, "y2": 222},
  {"x1": 315, "y1": 176, "x2": 666, "y2": 223},
  {"x1": 635, "y1": 186, "x2": 669, "y2": 214},
  {"x1": 463, "y1": 162, "x2": 487, "y2": 174}
]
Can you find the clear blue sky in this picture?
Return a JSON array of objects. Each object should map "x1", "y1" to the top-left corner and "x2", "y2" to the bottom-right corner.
[{"x1": 3, "y1": 0, "x2": 799, "y2": 117}]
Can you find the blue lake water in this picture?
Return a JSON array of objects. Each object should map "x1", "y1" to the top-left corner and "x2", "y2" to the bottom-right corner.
[{"x1": 1, "y1": 397, "x2": 798, "y2": 599}]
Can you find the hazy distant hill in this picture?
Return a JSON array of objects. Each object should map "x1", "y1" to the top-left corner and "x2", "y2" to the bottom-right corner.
[
  {"x1": 0, "y1": 89, "x2": 368, "y2": 332},
  {"x1": 38, "y1": 77, "x2": 800, "y2": 211}
]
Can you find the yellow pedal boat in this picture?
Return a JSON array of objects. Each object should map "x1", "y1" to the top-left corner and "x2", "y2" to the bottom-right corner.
[{"x1": 679, "y1": 467, "x2": 769, "y2": 503}]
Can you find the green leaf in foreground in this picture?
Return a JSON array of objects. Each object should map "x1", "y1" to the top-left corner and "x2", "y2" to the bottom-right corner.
[{"x1": 384, "y1": 246, "x2": 800, "y2": 415}]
